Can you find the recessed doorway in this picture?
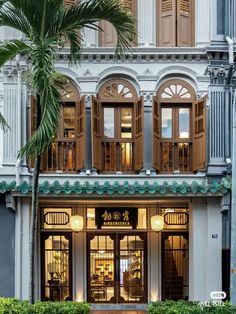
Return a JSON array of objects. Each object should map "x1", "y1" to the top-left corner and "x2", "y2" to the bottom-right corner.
[{"x1": 87, "y1": 232, "x2": 147, "y2": 303}]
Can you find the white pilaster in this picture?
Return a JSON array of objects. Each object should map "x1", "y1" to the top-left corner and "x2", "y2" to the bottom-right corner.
[
  {"x1": 195, "y1": 0, "x2": 210, "y2": 46},
  {"x1": 83, "y1": 27, "x2": 97, "y2": 47},
  {"x1": 137, "y1": 0, "x2": 155, "y2": 47},
  {"x1": 189, "y1": 198, "x2": 208, "y2": 301},
  {"x1": 15, "y1": 198, "x2": 30, "y2": 300},
  {"x1": 3, "y1": 81, "x2": 19, "y2": 165}
]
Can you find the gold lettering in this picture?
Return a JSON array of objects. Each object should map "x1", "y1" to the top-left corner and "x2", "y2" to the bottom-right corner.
[
  {"x1": 102, "y1": 211, "x2": 112, "y2": 221},
  {"x1": 122, "y1": 210, "x2": 129, "y2": 221}
]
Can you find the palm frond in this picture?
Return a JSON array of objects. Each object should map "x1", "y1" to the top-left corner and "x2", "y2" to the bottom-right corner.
[
  {"x1": 0, "y1": 40, "x2": 30, "y2": 67},
  {"x1": 0, "y1": 112, "x2": 10, "y2": 131},
  {"x1": 19, "y1": 84, "x2": 62, "y2": 158}
]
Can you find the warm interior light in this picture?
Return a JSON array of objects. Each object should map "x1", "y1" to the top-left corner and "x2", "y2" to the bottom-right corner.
[
  {"x1": 151, "y1": 215, "x2": 164, "y2": 232},
  {"x1": 180, "y1": 131, "x2": 189, "y2": 138},
  {"x1": 71, "y1": 215, "x2": 84, "y2": 232}
]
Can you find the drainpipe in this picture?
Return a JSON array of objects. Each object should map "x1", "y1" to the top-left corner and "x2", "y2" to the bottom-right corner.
[{"x1": 15, "y1": 56, "x2": 22, "y2": 185}]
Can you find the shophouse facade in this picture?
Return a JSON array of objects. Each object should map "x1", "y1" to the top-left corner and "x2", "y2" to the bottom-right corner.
[{"x1": 0, "y1": 0, "x2": 234, "y2": 308}]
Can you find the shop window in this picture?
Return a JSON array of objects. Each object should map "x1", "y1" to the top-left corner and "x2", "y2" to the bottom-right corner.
[
  {"x1": 99, "y1": 0, "x2": 137, "y2": 47},
  {"x1": 157, "y1": 0, "x2": 195, "y2": 47},
  {"x1": 92, "y1": 79, "x2": 143, "y2": 173},
  {"x1": 29, "y1": 82, "x2": 85, "y2": 172},
  {"x1": 153, "y1": 80, "x2": 206, "y2": 173}
]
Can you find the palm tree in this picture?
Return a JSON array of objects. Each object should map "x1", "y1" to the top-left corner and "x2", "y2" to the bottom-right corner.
[{"x1": 0, "y1": 0, "x2": 135, "y2": 303}]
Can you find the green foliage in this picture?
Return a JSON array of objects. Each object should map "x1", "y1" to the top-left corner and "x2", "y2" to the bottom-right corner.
[
  {"x1": 148, "y1": 301, "x2": 233, "y2": 314},
  {"x1": 0, "y1": 298, "x2": 90, "y2": 314}
]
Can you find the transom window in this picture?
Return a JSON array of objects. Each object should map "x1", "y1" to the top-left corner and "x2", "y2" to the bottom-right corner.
[{"x1": 153, "y1": 79, "x2": 206, "y2": 173}]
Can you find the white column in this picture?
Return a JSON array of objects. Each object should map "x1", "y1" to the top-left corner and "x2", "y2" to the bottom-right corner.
[
  {"x1": 189, "y1": 198, "x2": 208, "y2": 301},
  {"x1": 15, "y1": 198, "x2": 30, "y2": 300},
  {"x1": 137, "y1": 0, "x2": 155, "y2": 46},
  {"x1": 0, "y1": 81, "x2": 4, "y2": 167},
  {"x1": 148, "y1": 207, "x2": 161, "y2": 301},
  {"x1": 205, "y1": 198, "x2": 222, "y2": 297},
  {"x1": 195, "y1": 0, "x2": 210, "y2": 46},
  {"x1": 74, "y1": 207, "x2": 86, "y2": 301}
]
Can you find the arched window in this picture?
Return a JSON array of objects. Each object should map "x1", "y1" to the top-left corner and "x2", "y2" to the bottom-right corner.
[
  {"x1": 153, "y1": 79, "x2": 206, "y2": 173},
  {"x1": 92, "y1": 79, "x2": 143, "y2": 172},
  {"x1": 157, "y1": 0, "x2": 195, "y2": 47},
  {"x1": 30, "y1": 81, "x2": 85, "y2": 172},
  {"x1": 99, "y1": 0, "x2": 137, "y2": 47}
]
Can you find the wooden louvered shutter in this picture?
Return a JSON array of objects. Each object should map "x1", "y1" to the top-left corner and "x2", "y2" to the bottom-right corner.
[
  {"x1": 193, "y1": 97, "x2": 206, "y2": 171},
  {"x1": 134, "y1": 97, "x2": 143, "y2": 171},
  {"x1": 153, "y1": 96, "x2": 161, "y2": 170},
  {"x1": 64, "y1": 0, "x2": 76, "y2": 6},
  {"x1": 158, "y1": 0, "x2": 176, "y2": 46},
  {"x1": 177, "y1": 0, "x2": 194, "y2": 46},
  {"x1": 91, "y1": 96, "x2": 102, "y2": 170},
  {"x1": 75, "y1": 97, "x2": 85, "y2": 170},
  {"x1": 99, "y1": 20, "x2": 117, "y2": 47},
  {"x1": 99, "y1": 0, "x2": 136, "y2": 47}
]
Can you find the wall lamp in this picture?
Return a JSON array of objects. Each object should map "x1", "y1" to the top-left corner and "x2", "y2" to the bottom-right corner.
[
  {"x1": 151, "y1": 215, "x2": 164, "y2": 232},
  {"x1": 71, "y1": 215, "x2": 84, "y2": 232}
]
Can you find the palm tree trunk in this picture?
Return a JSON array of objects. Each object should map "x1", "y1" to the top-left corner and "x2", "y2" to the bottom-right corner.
[
  {"x1": 29, "y1": 154, "x2": 41, "y2": 304},
  {"x1": 29, "y1": 94, "x2": 41, "y2": 304}
]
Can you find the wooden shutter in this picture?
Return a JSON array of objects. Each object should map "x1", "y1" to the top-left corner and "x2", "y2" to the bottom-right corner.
[
  {"x1": 153, "y1": 96, "x2": 161, "y2": 170},
  {"x1": 91, "y1": 96, "x2": 102, "y2": 170},
  {"x1": 99, "y1": 20, "x2": 117, "y2": 47},
  {"x1": 158, "y1": 0, "x2": 176, "y2": 46},
  {"x1": 134, "y1": 97, "x2": 143, "y2": 171},
  {"x1": 177, "y1": 0, "x2": 194, "y2": 46},
  {"x1": 193, "y1": 97, "x2": 206, "y2": 171},
  {"x1": 64, "y1": 0, "x2": 76, "y2": 6},
  {"x1": 99, "y1": 0, "x2": 136, "y2": 47},
  {"x1": 75, "y1": 97, "x2": 85, "y2": 170}
]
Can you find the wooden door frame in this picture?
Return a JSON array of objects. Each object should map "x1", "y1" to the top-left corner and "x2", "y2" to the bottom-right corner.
[
  {"x1": 86, "y1": 231, "x2": 147, "y2": 303},
  {"x1": 41, "y1": 231, "x2": 73, "y2": 301},
  {"x1": 161, "y1": 231, "x2": 189, "y2": 301}
]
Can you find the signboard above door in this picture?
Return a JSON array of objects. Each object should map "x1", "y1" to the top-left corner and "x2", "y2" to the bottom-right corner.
[{"x1": 95, "y1": 208, "x2": 138, "y2": 229}]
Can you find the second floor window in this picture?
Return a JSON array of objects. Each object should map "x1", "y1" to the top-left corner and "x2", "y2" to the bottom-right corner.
[
  {"x1": 153, "y1": 80, "x2": 206, "y2": 173},
  {"x1": 30, "y1": 82, "x2": 85, "y2": 173},
  {"x1": 92, "y1": 79, "x2": 143, "y2": 173},
  {"x1": 99, "y1": 0, "x2": 137, "y2": 47},
  {"x1": 157, "y1": 0, "x2": 195, "y2": 47}
]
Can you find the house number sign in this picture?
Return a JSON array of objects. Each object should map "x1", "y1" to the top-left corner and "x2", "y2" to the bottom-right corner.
[{"x1": 95, "y1": 208, "x2": 138, "y2": 229}]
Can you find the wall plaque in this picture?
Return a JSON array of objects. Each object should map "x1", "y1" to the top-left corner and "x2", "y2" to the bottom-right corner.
[{"x1": 95, "y1": 208, "x2": 138, "y2": 229}]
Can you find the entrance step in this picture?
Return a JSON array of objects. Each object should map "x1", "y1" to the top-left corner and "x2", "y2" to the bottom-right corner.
[{"x1": 91, "y1": 304, "x2": 147, "y2": 312}]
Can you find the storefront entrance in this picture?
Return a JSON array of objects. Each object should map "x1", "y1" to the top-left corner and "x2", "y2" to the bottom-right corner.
[{"x1": 87, "y1": 232, "x2": 147, "y2": 303}]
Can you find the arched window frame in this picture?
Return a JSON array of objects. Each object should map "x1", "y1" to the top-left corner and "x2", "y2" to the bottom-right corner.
[
  {"x1": 91, "y1": 78, "x2": 143, "y2": 172},
  {"x1": 30, "y1": 80, "x2": 86, "y2": 172},
  {"x1": 153, "y1": 79, "x2": 206, "y2": 173}
]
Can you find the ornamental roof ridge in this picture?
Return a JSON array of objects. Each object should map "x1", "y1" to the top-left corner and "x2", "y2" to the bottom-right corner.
[{"x1": 0, "y1": 177, "x2": 231, "y2": 196}]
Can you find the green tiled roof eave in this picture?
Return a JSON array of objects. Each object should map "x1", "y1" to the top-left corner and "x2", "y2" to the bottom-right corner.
[{"x1": 0, "y1": 177, "x2": 231, "y2": 196}]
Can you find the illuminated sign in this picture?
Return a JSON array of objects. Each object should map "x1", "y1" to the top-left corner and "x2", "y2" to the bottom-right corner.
[{"x1": 95, "y1": 208, "x2": 138, "y2": 229}]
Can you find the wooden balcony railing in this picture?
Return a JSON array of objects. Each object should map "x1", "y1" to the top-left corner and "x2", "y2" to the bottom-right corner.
[
  {"x1": 161, "y1": 142, "x2": 192, "y2": 173},
  {"x1": 103, "y1": 140, "x2": 133, "y2": 172},
  {"x1": 41, "y1": 140, "x2": 76, "y2": 172}
]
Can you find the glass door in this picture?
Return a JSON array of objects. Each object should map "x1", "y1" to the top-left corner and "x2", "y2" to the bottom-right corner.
[
  {"x1": 41, "y1": 232, "x2": 72, "y2": 301},
  {"x1": 87, "y1": 233, "x2": 147, "y2": 303},
  {"x1": 162, "y1": 232, "x2": 189, "y2": 300}
]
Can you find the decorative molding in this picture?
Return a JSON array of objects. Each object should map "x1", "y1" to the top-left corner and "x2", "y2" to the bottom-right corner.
[
  {"x1": 207, "y1": 65, "x2": 230, "y2": 84},
  {"x1": 2, "y1": 66, "x2": 17, "y2": 82},
  {"x1": 0, "y1": 177, "x2": 231, "y2": 196}
]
